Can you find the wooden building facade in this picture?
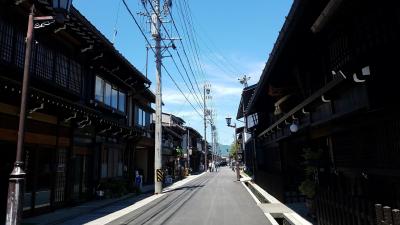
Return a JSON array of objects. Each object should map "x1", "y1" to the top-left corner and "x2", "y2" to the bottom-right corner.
[
  {"x1": 0, "y1": 1, "x2": 154, "y2": 219},
  {"x1": 245, "y1": 0, "x2": 400, "y2": 224}
]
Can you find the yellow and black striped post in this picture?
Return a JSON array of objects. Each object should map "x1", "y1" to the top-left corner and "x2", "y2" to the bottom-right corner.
[{"x1": 156, "y1": 169, "x2": 164, "y2": 182}]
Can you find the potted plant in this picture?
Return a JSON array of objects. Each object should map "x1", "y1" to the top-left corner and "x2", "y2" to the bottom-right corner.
[{"x1": 298, "y1": 148, "x2": 323, "y2": 218}]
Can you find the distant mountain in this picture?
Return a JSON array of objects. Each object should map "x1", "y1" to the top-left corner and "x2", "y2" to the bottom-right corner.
[{"x1": 217, "y1": 143, "x2": 230, "y2": 157}]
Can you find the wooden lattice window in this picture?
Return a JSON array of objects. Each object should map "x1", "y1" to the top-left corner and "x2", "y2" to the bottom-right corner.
[
  {"x1": 14, "y1": 31, "x2": 25, "y2": 70},
  {"x1": 69, "y1": 60, "x2": 82, "y2": 94},
  {"x1": 328, "y1": 32, "x2": 351, "y2": 71},
  {"x1": 54, "y1": 148, "x2": 66, "y2": 205},
  {"x1": 0, "y1": 19, "x2": 14, "y2": 63},
  {"x1": 35, "y1": 44, "x2": 53, "y2": 80},
  {"x1": 55, "y1": 54, "x2": 69, "y2": 88}
]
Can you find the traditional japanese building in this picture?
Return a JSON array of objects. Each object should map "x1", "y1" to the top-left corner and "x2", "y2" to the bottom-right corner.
[
  {"x1": 236, "y1": 84, "x2": 258, "y2": 175},
  {"x1": 183, "y1": 126, "x2": 203, "y2": 173},
  {"x1": 246, "y1": 0, "x2": 400, "y2": 224},
  {"x1": 0, "y1": 1, "x2": 154, "y2": 219},
  {"x1": 160, "y1": 113, "x2": 186, "y2": 180}
]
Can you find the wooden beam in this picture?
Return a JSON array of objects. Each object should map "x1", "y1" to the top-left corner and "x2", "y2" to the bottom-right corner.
[
  {"x1": 0, "y1": 128, "x2": 70, "y2": 146},
  {"x1": 311, "y1": 0, "x2": 344, "y2": 33},
  {"x1": 258, "y1": 75, "x2": 345, "y2": 138}
]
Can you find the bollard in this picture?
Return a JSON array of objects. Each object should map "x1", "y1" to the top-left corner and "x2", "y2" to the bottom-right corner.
[
  {"x1": 393, "y1": 209, "x2": 400, "y2": 225},
  {"x1": 383, "y1": 206, "x2": 393, "y2": 224},
  {"x1": 375, "y1": 204, "x2": 383, "y2": 225}
]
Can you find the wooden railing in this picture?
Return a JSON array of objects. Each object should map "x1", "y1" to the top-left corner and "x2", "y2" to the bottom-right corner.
[{"x1": 315, "y1": 190, "x2": 375, "y2": 225}]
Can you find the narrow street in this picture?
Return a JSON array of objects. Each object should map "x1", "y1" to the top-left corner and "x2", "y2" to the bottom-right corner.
[{"x1": 85, "y1": 167, "x2": 269, "y2": 225}]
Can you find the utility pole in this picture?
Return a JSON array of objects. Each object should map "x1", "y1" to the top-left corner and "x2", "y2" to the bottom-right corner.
[
  {"x1": 239, "y1": 75, "x2": 251, "y2": 171},
  {"x1": 187, "y1": 128, "x2": 190, "y2": 173},
  {"x1": 203, "y1": 84, "x2": 207, "y2": 171},
  {"x1": 203, "y1": 83, "x2": 211, "y2": 171},
  {"x1": 139, "y1": 0, "x2": 177, "y2": 193},
  {"x1": 211, "y1": 124, "x2": 214, "y2": 164},
  {"x1": 152, "y1": 0, "x2": 163, "y2": 194},
  {"x1": 238, "y1": 74, "x2": 250, "y2": 88}
]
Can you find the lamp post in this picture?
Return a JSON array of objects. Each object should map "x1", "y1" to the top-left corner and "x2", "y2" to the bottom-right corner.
[
  {"x1": 5, "y1": 2, "x2": 72, "y2": 224},
  {"x1": 225, "y1": 116, "x2": 240, "y2": 181}
]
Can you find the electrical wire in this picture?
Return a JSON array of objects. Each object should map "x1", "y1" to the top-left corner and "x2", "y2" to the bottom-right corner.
[
  {"x1": 143, "y1": 1, "x2": 205, "y2": 110},
  {"x1": 122, "y1": 0, "x2": 204, "y2": 117},
  {"x1": 146, "y1": 0, "x2": 204, "y2": 100},
  {"x1": 179, "y1": 0, "x2": 244, "y2": 78},
  {"x1": 162, "y1": 64, "x2": 203, "y2": 119}
]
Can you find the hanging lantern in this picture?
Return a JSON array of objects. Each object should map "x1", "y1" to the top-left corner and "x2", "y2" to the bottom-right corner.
[{"x1": 52, "y1": 0, "x2": 73, "y2": 23}]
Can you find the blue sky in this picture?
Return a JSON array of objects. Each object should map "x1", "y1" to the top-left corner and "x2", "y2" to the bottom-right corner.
[{"x1": 73, "y1": 0, "x2": 293, "y2": 145}]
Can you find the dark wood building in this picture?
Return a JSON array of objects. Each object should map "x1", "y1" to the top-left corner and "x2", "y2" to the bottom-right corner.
[
  {"x1": 0, "y1": 1, "x2": 154, "y2": 219},
  {"x1": 246, "y1": 0, "x2": 400, "y2": 224},
  {"x1": 185, "y1": 126, "x2": 203, "y2": 173}
]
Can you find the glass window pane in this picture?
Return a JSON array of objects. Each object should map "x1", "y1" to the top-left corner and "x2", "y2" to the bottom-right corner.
[
  {"x1": 118, "y1": 92, "x2": 125, "y2": 112},
  {"x1": 139, "y1": 108, "x2": 143, "y2": 126},
  {"x1": 111, "y1": 88, "x2": 118, "y2": 109},
  {"x1": 95, "y1": 76, "x2": 104, "y2": 102},
  {"x1": 104, "y1": 82, "x2": 111, "y2": 106}
]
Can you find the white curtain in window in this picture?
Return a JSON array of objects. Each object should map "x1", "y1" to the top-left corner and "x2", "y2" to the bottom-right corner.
[
  {"x1": 118, "y1": 92, "x2": 125, "y2": 112},
  {"x1": 95, "y1": 76, "x2": 104, "y2": 102},
  {"x1": 111, "y1": 88, "x2": 118, "y2": 109},
  {"x1": 104, "y1": 83, "x2": 112, "y2": 106}
]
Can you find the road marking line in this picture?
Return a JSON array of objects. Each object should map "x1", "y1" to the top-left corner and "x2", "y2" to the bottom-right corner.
[
  {"x1": 84, "y1": 194, "x2": 164, "y2": 225},
  {"x1": 84, "y1": 172, "x2": 206, "y2": 225}
]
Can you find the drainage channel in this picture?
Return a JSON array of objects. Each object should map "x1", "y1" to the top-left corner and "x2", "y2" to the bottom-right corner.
[
  {"x1": 244, "y1": 181, "x2": 292, "y2": 225},
  {"x1": 244, "y1": 181, "x2": 268, "y2": 203}
]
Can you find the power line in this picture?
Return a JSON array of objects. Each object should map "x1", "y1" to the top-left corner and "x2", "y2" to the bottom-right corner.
[
  {"x1": 180, "y1": 0, "x2": 244, "y2": 77},
  {"x1": 162, "y1": 64, "x2": 203, "y2": 119},
  {"x1": 122, "y1": 0, "x2": 203, "y2": 116},
  {"x1": 175, "y1": 0, "x2": 207, "y2": 81},
  {"x1": 141, "y1": 1, "x2": 204, "y2": 110},
  {"x1": 122, "y1": 0, "x2": 156, "y2": 55},
  {"x1": 168, "y1": 7, "x2": 204, "y2": 96},
  {"x1": 146, "y1": 0, "x2": 204, "y2": 101},
  {"x1": 112, "y1": 0, "x2": 122, "y2": 45}
]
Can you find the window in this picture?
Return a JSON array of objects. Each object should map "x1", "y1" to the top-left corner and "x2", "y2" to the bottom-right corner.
[
  {"x1": 136, "y1": 106, "x2": 151, "y2": 127},
  {"x1": 95, "y1": 76, "x2": 104, "y2": 101},
  {"x1": 111, "y1": 87, "x2": 118, "y2": 109},
  {"x1": 69, "y1": 60, "x2": 82, "y2": 94},
  {"x1": 0, "y1": 20, "x2": 13, "y2": 63},
  {"x1": 118, "y1": 92, "x2": 125, "y2": 112},
  {"x1": 104, "y1": 82, "x2": 112, "y2": 106},
  {"x1": 95, "y1": 76, "x2": 126, "y2": 112},
  {"x1": 35, "y1": 44, "x2": 53, "y2": 80},
  {"x1": 101, "y1": 147, "x2": 123, "y2": 178},
  {"x1": 138, "y1": 108, "x2": 143, "y2": 126},
  {"x1": 55, "y1": 54, "x2": 69, "y2": 88},
  {"x1": 14, "y1": 31, "x2": 25, "y2": 69}
]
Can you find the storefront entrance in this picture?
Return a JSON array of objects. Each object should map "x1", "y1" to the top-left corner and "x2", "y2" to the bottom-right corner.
[{"x1": 23, "y1": 145, "x2": 56, "y2": 215}]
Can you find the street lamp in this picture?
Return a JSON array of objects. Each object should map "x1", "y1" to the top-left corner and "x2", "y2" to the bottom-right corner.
[
  {"x1": 5, "y1": 1, "x2": 72, "y2": 224},
  {"x1": 225, "y1": 116, "x2": 240, "y2": 181}
]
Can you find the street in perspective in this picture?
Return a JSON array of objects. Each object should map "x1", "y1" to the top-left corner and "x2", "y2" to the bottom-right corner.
[{"x1": 1, "y1": 0, "x2": 400, "y2": 225}]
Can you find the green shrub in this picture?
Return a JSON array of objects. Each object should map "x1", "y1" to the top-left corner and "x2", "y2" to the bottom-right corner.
[{"x1": 299, "y1": 179, "x2": 316, "y2": 198}]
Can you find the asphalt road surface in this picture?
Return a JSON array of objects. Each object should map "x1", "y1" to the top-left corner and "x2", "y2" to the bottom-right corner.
[{"x1": 108, "y1": 167, "x2": 270, "y2": 225}]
